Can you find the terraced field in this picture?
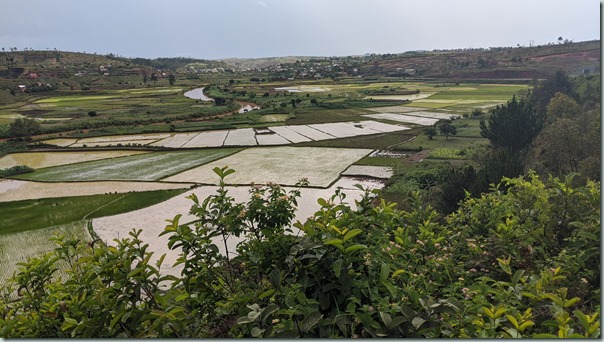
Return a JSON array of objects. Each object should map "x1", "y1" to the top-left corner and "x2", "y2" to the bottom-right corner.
[
  {"x1": 92, "y1": 177, "x2": 385, "y2": 278},
  {"x1": 15, "y1": 149, "x2": 240, "y2": 182},
  {"x1": 0, "y1": 150, "x2": 149, "y2": 169},
  {"x1": 0, "y1": 221, "x2": 92, "y2": 290},
  {"x1": 41, "y1": 120, "x2": 409, "y2": 148},
  {"x1": 163, "y1": 146, "x2": 372, "y2": 187}
]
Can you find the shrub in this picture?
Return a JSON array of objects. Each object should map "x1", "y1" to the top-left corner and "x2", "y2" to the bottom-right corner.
[
  {"x1": 0, "y1": 170, "x2": 599, "y2": 338},
  {"x1": 0, "y1": 165, "x2": 34, "y2": 178}
]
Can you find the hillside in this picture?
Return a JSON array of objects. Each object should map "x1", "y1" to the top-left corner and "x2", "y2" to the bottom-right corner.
[{"x1": 360, "y1": 40, "x2": 600, "y2": 80}]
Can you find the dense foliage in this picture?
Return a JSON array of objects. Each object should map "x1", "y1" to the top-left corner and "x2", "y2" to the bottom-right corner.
[
  {"x1": 0, "y1": 167, "x2": 599, "y2": 338},
  {"x1": 0, "y1": 165, "x2": 33, "y2": 178}
]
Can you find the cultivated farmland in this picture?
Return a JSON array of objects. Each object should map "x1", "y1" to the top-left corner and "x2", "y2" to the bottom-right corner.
[
  {"x1": 163, "y1": 146, "x2": 372, "y2": 187},
  {"x1": 15, "y1": 149, "x2": 240, "y2": 182},
  {"x1": 0, "y1": 221, "x2": 92, "y2": 290},
  {"x1": 0, "y1": 150, "x2": 149, "y2": 169},
  {"x1": 92, "y1": 177, "x2": 384, "y2": 278},
  {"x1": 0, "y1": 179, "x2": 191, "y2": 202}
]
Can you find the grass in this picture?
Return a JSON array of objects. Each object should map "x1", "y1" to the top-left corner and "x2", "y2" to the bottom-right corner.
[
  {"x1": 15, "y1": 148, "x2": 240, "y2": 182},
  {"x1": 353, "y1": 156, "x2": 405, "y2": 167},
  {"x1": 426, "y1": 147, "x2": 466, "y2": 160},
  {"x1": 0, "y1": 189, "x2": 187, "y2": 235},
  {"x1": 393, "y1": 129, "x2": 488, "y2": 152},
  {"x1": 453, "y1": 119, "x2": 484, "y2": 137}
]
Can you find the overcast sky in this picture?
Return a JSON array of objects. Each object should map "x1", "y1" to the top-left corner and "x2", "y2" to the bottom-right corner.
[{"x1": 0, "y1": 0, "x2": 600, "y2": 60}]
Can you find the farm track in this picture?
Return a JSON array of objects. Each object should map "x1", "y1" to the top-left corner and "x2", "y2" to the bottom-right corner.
[{"x1": 82, "y1": 194, "x2": 126, "y2": 220}]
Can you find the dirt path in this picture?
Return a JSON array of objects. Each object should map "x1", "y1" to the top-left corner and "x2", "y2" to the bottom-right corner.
[{"x1": 407, "y1": 149, "x2": 431, "y2": 163}]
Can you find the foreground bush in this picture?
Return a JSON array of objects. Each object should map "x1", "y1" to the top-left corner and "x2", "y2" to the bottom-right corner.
[{"x1": 0, "y1": 168, "x2": 599, "y2": 338}]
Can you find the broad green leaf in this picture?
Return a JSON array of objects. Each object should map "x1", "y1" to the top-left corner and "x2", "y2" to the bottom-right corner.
[
  {"x1": 576, "y1": 231, "x2": 598, "y2": 241},
  {"x1": 251, "y1": 327, "x2": 264, "y2": 337},
  {"x1": 300, "y1": 311, "x2": 323, "y2": 333},
  {"x1": 494, "y1": 307, "x2": 507, "y2": 318},
  {"x1": 260, "y1": 304, "x2": 280, "y2": 324},
  {"x1": 61, "y1": 317, "x2": 78, "y2": 332},
  {"x1": 391, "y1": 269, "x2": 405, "y2": 278},
  {"x1": 273, "y1": 329, "x2": 299, "y2": 338},
  {"x1": 573, "y1": 310, "x2": 589, "y2": 331},
  {"x1": 533, "y1": 333, "x2": 557, "y2": 338},
  {"x1": 518, "y1": 320, "x2": 534, "y2": 332},
  {"x1": 127, "y1": 267, "x2": 143, "y2": 278},
  {"x1": 412, "y1": 316, "x2": 426, "y2": 330},
  {"x1": 324, "y1": 238, "x2": 343, "y2": 246},
  {"x1": 344, "y1": 244, "x2": 367, "y2": 253},
  {"x1": 379, "y1": 311, "x2": 392, "y2": 327},
  {"x1": 389, "y1": 316, "x2": 408, "y2": 329},
  {"x1": 237, "y1": 316, "x2": 255, "y2": 324},
  {"x1": 259, "y1": 289, "x2": 275, "y2": 299},
  {"x1": 332, "y1": 259, "x2": 343, "y2": 277},
  {"x1": 506, "y1": 314, "x2": 519, "y2": 329},
  {"x1": 380, "y1": 262, "x2": 390, "y2": 283},
  {"x1": 481, "y1": 307, "x2": 495, "y2": 319},
  {"x1": 317, "y1": 198, "x2": 329, "y2": 207},
  {"x1": 543, "y1": 293, "x2": 564, "y2": 306},
  {"x1": 564, "y1": 297, "x2": 580, "y2": 308},
  {"x1": 511, "y1": 269, "x2": 525, "y2": 285},
  {"x1": 343, "y1": 229, "x2": 362, "y2": 242}
]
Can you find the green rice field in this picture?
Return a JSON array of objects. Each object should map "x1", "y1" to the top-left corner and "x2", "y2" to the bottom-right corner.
[{"x1": 15, "y1": 148, "x2": 240, "y2": 182}]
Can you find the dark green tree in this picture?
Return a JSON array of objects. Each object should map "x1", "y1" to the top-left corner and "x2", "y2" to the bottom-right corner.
[
  {"x1": 168, "y1": 74, "x2": 176, "y2": 86},
  {"x1": 8, "y1": 118, "x2": 40, "y2": 140},
  {"x1": 424, "y1": 126, "x2": 437, "y2": 140},
  {"x1": 528, "y1": 70, "x2": 575, "y2": 114},
  {"x1": 480, "y1": 96, "x2": 544, "y2": 153},
  {"x1": 438, "y1": 121, "x2": 457, "y2": 140},
  {"x1": 150, "y1": 73, "x2": 158, "y2": 85}
]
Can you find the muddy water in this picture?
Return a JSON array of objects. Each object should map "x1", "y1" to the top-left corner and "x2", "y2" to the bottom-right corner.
[
  {"x1": 184, "y1": 87, "x2": 213, "y2": 101},
  {"x1": 237, "y1": 102, "x2": 261, "y2": 113}
]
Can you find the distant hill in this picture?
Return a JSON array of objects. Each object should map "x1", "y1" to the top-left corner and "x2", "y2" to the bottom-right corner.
[
  {"x1": 220, "y1": 56, "x2": 324, "y2": 70},
  {"x1": 359, "y1": 40, "x2": 600, "y2": 80},
  {"x1": 0, "y1": 50, "x2": 228, "y2": 76}
]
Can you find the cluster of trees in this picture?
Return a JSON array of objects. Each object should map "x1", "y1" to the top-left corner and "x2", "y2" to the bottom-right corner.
[
  {"x1": 0, "y1": 167, "x2": 599, "y2": 337},
  {"x1": 421, "y1": 70, "x2": 600, "y2": 213}
]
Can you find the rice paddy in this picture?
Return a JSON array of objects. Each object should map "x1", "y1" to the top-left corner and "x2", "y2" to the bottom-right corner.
[
  {"x1": 163, "y1": 146, "x2": 372, "y2": 187},
  {"x1": 0, "y1": 150, "x2": 149, "y2": 169},
  {"x1": 0, "y1": 179, "x2": 191, "y2": 202},
  {"x1": 92, "y1": 176, "x2": 385, "y2": 278},
  {"x1": 0, "y1": 78, "x2": 530, "y2": 282},
  {"x1": 15, "y1": 149, "x2": 240, "y2": 182},
  {"x1": 0, "y1": 221, "x2": 92, "y2": 288},
  {"x1": 38, "y1": 120, "x2": 409, "y2": 148}
]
